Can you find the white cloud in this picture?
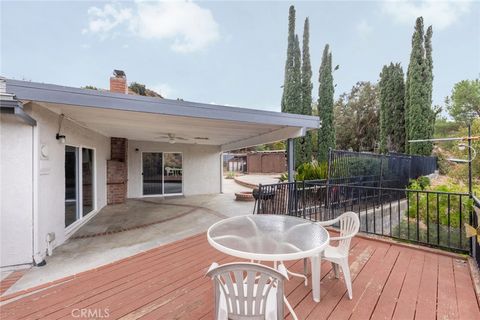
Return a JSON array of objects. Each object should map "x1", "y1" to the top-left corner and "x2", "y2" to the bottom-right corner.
[
  {"x1": 381, "y1": 0, "x2": 471, "y2": 30},
  {"x1": 150, "y1": 83, "x2": 174, "y2": 98},
  {"x1": 82, "y1": 3, "x2": 132, "y2": 36},
  {"x1": 356, "y1": 19, "x2": 373, "y2": 39},
  {"x1": 83, "y1": 0, "x2": 220, "y2": 53}
]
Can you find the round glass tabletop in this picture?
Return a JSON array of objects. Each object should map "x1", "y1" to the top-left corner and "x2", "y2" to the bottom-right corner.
[{"x1": 207, "y1": 215, "x2": 330, "y2": 261}]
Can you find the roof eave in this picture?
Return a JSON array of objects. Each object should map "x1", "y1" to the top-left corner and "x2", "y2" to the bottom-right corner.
[{"x1": 5, "y1": 79, "x2": 319, "y2": 129}]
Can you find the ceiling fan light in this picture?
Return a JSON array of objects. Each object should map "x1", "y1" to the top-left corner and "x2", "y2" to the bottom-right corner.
[{"x1": 169, "y1": 138, "x2": 176, "y2": 144}]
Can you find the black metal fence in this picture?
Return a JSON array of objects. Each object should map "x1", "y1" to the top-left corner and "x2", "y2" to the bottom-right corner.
[
  {"x1": 473, "y1": 195, "x2": 480, "y2": 265},
  {"x1": 254, "y1": 180, "x2": 471, "y2": 253},
  {"x1": 328, "y1": 150, "x2": 437, "y2": 189}
]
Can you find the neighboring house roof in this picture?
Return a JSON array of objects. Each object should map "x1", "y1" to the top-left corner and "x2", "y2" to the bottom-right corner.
[{"x1": 5, "y1": 79, "x2": 319, "y2": 150}]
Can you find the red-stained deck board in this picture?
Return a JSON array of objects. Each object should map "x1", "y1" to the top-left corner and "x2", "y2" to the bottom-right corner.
[
  {"x1": 453, "y1": 259, "x2": 480, "y2": 320},
  {"x1": 370, "y1": 249, "x2": 414, "y2": 320},
  {"x1": 392, "y1": 250, "x2": 425, "y2": 320},
  {"x1": 338, "y1": 246, "x2": 401, "y2": 320},
  {"x1": 287, "y1": 237, "x2": 375, "y2": 320},
  {"x1": 306, "y1": 242, "x2": 391, "y2": 320},
  {"x1": 0, "y1": 233, "x2": 478, "y2": 320},
  {"x1": 44, "y1": 246, "x2": 229, "y2": 319},
  {"x1": 437, "y1": 255, "x2": 460, "y2": 319},
  {"x1": 284, "y1": 238, "x2": 361, "y2": 316},
  {"x1": 2, "y1": 235, "x2": 212, "y2": 319},
  {"x1": 414, "y1": 253, "x2": 438, "y2": 320}
]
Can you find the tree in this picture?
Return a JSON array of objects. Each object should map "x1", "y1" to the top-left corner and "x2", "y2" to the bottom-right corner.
[
  {"x1": 129, "y1": 82, "x2": 163, "y2": 98},
  {"x1": 292, "y1": 34, "x2": 302, "y2": 114},
  {"x1": 317, "y1": 44, "x2": 335, "y2": 162},
  {"x1": 405, "y1": 17, "x2": 434, "y2": 156},
  {"x1": 281, "y1": 5, "x2": 296, "y2": 113},
  {"x1": 425, "y1": 26, "x2": 435, "y2": 140},
  {"x1": 447, "y1": 79, "x2": 480, "y2": 124},
  {"x1": 83, "y1": 85, "x2": 99, "y2": 90},
  {"x1": 334, "y1": 82, "x2": 380, "y2": 152},
  {"x1": 297, "y1": 17, "x2": 314, "y2": 165},
  {"x1": 379, "y1": 63, "x2": 406, "y2": 153}
]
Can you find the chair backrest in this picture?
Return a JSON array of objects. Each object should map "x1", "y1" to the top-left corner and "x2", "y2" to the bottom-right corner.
[
  {"x1": 337, "y1": 211, "x2": 360, "y2": 255},
  {"x1": 206, "y1": 262, "x2": 287, "y2": 320}
]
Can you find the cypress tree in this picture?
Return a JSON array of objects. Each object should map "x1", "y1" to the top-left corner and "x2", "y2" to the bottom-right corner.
[
  {"x1": 297, "y1": 17, "x2": 314, "y2": 164},
  {"x1": 292, "y1": 34, "x2": 302, "y2": 113},
  {"x1": 281, "y1": 6, "x2": 296, "y2": 113},
  {"x1": 317, "y1": 44, "x2": 335, "y2": 162},
  {"x1": 425, "y1": 26, "x2": 435, "y2": 138},
  {"x1": 379, "y1": 63, "x2": 406, "y2": 153},
  {"x1": 391, "y1": 64, "x2": 406, "y2": 152},
  {"x1": 405, "y1": 17, "x2": 434, "y2": 155},
  {"x1": 379, "y1": 65, "x2": 391, "y2": 153}
]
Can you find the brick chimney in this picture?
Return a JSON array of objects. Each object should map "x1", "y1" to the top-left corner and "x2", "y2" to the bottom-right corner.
[{"x1": 110, "y1": 69, "x2": 127, "y2": 94}]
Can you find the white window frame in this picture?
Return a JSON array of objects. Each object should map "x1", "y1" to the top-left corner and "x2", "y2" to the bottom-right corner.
[{"x1": 64, "y1": 144, "x2": 97, "y2": 234}]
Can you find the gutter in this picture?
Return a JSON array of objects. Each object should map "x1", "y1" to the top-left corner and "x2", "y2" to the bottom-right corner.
[{"x1": 0, "y1": 98, "x2": 37, "y2": 126}]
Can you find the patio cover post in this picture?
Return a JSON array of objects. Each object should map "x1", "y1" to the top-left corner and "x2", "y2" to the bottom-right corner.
[{"x1": 287, "y1": 138, "x2": 295, "y2": 182}]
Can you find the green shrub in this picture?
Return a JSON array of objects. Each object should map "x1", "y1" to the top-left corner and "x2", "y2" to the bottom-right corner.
[
  {"x1": 295, "y1": 160, "x2": 328, "y2": 181},
  {"x1": 278, "y1": 160, "x2": 328, "y2": 182},
  {"x1": 409, "y1": 176, "x2": 430, "y2": 190},
  {"x1": 225, "y1": 171, "x2": 236, "y2": 179},
  {"x1": 407, "y1": 178, "x2": 472, "y2": 228}
]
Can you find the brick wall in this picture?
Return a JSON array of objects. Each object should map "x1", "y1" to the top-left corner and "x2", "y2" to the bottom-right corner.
[
  {"x1": 110, "y1": 77, "x2": 127, "y2": 94},
  {"x1": 107, "y1": 138, "x2": 128, "y2": 204}
]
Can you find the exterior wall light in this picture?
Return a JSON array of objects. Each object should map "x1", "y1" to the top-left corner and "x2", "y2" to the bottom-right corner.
[
  {"x1": 56, "y1": 114, "x2": 66, "y2": 144},
  {"x1": 56, "y1": 133, "x2": 66, "y2": 144}
]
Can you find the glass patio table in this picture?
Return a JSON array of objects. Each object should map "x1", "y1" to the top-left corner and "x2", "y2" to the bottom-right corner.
[{"x1": 207, "y1": 214, "x2": 330, "y2": 302}]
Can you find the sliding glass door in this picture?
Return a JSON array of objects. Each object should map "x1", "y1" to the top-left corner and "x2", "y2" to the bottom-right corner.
[
  {"x1": 142, "y1": 152, "x2": 163, "y2": 195},
  {"x1": 65, "y1": 146, "x2": 79, "y2": 227},
  {"x1": 164, "y1": 153, "x2": 183, "y2": 195},
  {"x1": 142, "y1": 152, "x2": 183, "y2": 196},
  {"x1": 65, "y1": 146, "x2": 95, "y2": 228}
]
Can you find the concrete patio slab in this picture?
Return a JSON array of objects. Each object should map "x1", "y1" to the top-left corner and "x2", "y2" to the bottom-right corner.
[{"x1": 4, "y1": 179, "x2": 255, "y2": 295}]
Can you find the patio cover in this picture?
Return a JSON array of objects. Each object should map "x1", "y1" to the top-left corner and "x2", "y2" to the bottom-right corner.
[{"x1": 5, "y1": 79, "x2": 319, "y2": 151}]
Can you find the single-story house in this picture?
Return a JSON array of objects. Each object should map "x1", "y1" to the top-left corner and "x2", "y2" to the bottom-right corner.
[{"x1": 0, "y1": 71, "x2": 319, "y2": 269}]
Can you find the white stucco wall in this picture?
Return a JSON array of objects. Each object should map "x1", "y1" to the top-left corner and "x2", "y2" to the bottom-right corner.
[
  {"x1": 128, "y1": 140, "x2": 221, "y2": 197},
  {"x1": 27, "y1": 104, "x2": 109, "y2": 261},
  {"x1": 0, "y1": 116, "x2": 34, "y2": 267}
]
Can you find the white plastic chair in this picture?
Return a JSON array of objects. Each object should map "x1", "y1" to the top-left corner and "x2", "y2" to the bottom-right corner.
[
  {"x1": 306, "y1": 211, "x2": 360, "y2": 300},
  {"x1": 206, "y1": 262, "x2": 298, "y2": 320}
]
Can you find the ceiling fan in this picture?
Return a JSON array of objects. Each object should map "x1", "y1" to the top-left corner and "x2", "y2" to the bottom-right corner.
[{"x1": 155, "y1": 133, "x2": 188, "y2": 144}]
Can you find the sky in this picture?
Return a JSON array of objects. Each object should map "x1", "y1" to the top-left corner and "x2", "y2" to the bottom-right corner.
[{"x1": 1, "y1": 0, "x2": 479, "y2": 112}]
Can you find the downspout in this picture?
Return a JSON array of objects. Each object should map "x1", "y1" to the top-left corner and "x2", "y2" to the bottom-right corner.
[
  {"x1": 287, "y1": 138, "x2": 295, "y2": 182},
  {"x1": 32, "y1": 123, "x2": 44, "y2": 266},
  {"x1": 220, "y1": 152, "x2": 224, "y2": 194}
]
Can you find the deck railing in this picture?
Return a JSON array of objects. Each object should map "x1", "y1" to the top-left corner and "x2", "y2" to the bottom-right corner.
[
  {"x1": 473, "y1": 195, "x2": 480, "y2": 265},
  {"x1": 254, "y1": 181, "x2": 472, "y2": 253}
]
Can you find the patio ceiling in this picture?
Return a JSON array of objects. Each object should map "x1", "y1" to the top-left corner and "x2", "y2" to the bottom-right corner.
[{"x1": 6, "y1": 79, "x2": 319, "y2": 151}]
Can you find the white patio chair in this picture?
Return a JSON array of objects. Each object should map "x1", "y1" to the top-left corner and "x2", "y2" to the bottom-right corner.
[
  {"x1": 206, "y1": 262, "x2": 298, "y2": 320},
  {"x1": 306, "y1": 211, "x2": 360, "y2": 300}
]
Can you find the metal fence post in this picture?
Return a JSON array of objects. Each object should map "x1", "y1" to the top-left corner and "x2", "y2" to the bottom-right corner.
[{"x1": 326, "y1": 148, "x2": 333, "y2": 218}]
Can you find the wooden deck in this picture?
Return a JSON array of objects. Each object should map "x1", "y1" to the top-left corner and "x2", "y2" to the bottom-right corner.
[{"x1": 1, "y1": 233, "x2": 479, "y2": 319}]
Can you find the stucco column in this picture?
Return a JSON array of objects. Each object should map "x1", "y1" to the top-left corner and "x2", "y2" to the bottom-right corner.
[{"x1": 287, "y1": 138, "x2": 294, "y2": 182}]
